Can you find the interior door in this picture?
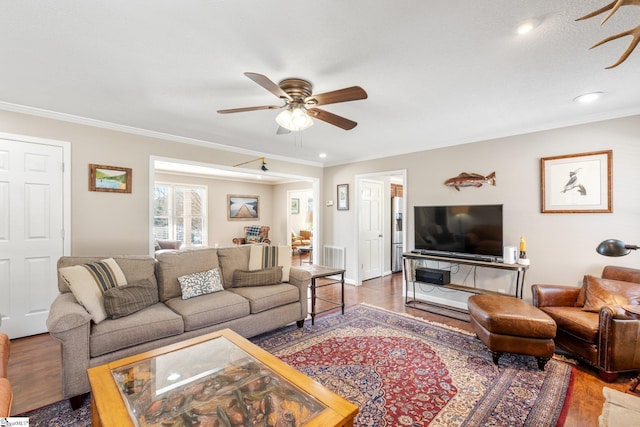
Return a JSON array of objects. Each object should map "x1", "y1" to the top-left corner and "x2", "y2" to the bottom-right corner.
[
  {"x1": 0, "y1": 137, "x2": 65, "y2": 338},
  {"x1": 359, "y1": 179, "x2": 383, "y2": 281}
]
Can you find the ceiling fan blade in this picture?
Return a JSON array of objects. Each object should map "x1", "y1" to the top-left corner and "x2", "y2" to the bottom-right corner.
[
  {"x1": 244, "y1": 72, "x2": 292, "y2": 101},
  {"x1": 276, "y1": 126, "x2": 291, "y2": 135},
  {"x1": 307, "y1": 108, "x2": 357, "y2": 130},
  {"x1": 305, "y1": 86, "x2": 367, "y2": 106},
  {"x1": 217, "y1": 105, "x2": 283, "y2": 114}
]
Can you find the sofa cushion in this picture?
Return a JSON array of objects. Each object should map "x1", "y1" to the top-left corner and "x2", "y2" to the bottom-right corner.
[
  {"x1": 90, "y1": 303, "x2": 184, "y2": 357},
  {"x1": 248, "y1": 245, "x2": 291, "y2": 282},
  {"x1": 229, "y1": 284, "x2": 300, "y2": 314},
  {"x1": 178, "y1": 268, "x2": 224, "y2": 299},
  {"x1": 164, "y1": 290, "x2": 250, "y2": 332},
  {"x1": 217, "y1": 246, "x2": 251, "y2": 288},
  {"x1": 234, "y1": 267, "x2": 282, "y2": 287},
  {"x1": 155, "y1": 248, "x2": 220, "y2": 301},
  {"x1": 540, "y1": 306, "x2": 599, "y2": 343},
  {"x1": 103, "y1": 279, "x2": 159, "y2": 319},
  {"x1": 59, "y1": 258, "x2": 128, "y2": 324},
  {"x1": 582, "y1": 275, "x2": 640, "y2": 312}
]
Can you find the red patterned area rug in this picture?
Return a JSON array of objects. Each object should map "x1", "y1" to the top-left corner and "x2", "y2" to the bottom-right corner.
[{"x1": 252, "y1": 303, "x2": 574, "y2": 427}]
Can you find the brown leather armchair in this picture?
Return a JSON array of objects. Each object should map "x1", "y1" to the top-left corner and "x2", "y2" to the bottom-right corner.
[
  {"x1": 0, "y1": 333, "x2": 12, "y2": 417},
  {"x1": 232, "y1": 226, "x2": 271, "y2": 245},
  {"x1": 532, "y1": 266, "x2": 640, "y2": 381}
]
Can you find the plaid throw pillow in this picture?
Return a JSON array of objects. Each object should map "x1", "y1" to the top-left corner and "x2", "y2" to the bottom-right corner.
[
  {"x1": 103, "y1": 278, "x2": 159, "y2": 319},
  {"x1": 246, "y1": 225, "x2": 262, "y2": 236},
  {"x1": 233, "y1": 266, "x2": 283, "y2": 287}
]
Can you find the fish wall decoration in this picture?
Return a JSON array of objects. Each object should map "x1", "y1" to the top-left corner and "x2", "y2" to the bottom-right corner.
[{"x1": 444, "y1": 172, "x2": 496, "y2": 191}]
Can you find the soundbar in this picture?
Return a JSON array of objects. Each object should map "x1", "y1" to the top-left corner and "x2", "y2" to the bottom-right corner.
[{"x1": 410, "y1": 249, "x2": 500, "y2": 263}]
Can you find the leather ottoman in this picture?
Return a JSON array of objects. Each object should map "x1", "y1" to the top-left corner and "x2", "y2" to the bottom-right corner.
[{"x1": 468, "y1": 294, "x2": 557, "y2": 370}]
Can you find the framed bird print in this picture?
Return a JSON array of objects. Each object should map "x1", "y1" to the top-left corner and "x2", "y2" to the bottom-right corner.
[{"x1": 540, "y1": 150, "x2": 612, "y2": 213}]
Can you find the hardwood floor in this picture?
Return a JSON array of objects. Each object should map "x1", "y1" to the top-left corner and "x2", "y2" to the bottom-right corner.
[{"x1": 7, "y1": 268, "x2": 638, "y2": 426}]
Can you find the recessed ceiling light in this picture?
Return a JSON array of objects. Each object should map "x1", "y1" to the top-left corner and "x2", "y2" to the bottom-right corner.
[
  {"x1": 319, "y1": 153, "x2": 327, "y2": 158},
  {"x1": 573, "y1": 92, "x2": 603, "y2": 104},
  {"x1": 516, "y1": 19, "x2": 539, "y2": 35}
]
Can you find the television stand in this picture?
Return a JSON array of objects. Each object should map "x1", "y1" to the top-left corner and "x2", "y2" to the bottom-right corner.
[{"x1": 402, "y1": 252, "x2": 529, "y2": 319}]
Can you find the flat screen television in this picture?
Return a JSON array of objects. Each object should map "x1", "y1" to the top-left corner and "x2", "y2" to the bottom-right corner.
[{"x1": 414, "y1": 204, "x2": 503, "y2": 258}]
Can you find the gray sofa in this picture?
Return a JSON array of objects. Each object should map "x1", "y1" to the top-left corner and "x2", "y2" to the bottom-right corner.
[{"x1": 46, "y1": 245, "x2": 310, "y2": 405}]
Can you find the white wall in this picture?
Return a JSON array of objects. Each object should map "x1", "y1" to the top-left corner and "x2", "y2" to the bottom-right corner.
[
  {"x1": 0, "y1": 109, "x2": 323, "y2": 255},
  {"x1": 323, "y1": 115, "x2": 640, "y2": 301}
]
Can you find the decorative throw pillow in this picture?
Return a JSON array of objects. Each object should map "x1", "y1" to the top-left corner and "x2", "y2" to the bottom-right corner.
[
  {"x1": 248, "y1": 245, "x2": 291, "y2": 282},
  {"x1": 246, "y1": 234, "x2": 263, "y2": 244},
  {"x1": 178, "y1": 268, "x2": 224, "y2": 300},
  {"x1": 234, "y1": 266, "x2": 283, "y2": 287},
  {"x1": 103, "y1": 278, "x2": 159, "y2": 319},
  {"x1": 246, "y1": 225, "x2": 262, "y2": 236},
  {"x1": 582, "y1": 275, "x2": 640, "y2": 312},
  {"x1": 154, "y1": 240, "x2": 162, "y2": 251},
  {"x1": 58, "y1": 258, "x2": 128, "y2": 323}
]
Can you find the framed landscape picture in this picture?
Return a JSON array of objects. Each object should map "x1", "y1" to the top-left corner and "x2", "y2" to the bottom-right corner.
[
  {"x1": 291, "y1": 198, "x2": 300, "y2": 214},
  {"x1": 228, "y1": 195, "x2": 260, "y2": 220},
  {"x1": 540, "y1": 150, "x2": 612, "y2": 213},
  {"x1": 89, "y1": 164, "x2": 132, "y2": 193}
]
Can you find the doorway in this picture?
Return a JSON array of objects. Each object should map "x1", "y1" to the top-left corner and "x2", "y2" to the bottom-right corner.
[
  {"x1": 0, "y1": 133, "x2": 70, "y2": 338},
  {"x1": 354, "y1": 170, "x2": 406, "y2": 285}
]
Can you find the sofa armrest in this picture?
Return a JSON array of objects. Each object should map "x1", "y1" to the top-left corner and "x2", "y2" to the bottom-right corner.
[
  {"x1": 531, "y1": 284, "x2": 580, "y2": 308},
  {"x1": 46, "y1": 293, "x2": 93, "y2": 398},
  {"x1": 288, "y1": 267, "x2": 311, "y2": 319},
  {"x1": 46, "y1": 293, "x2": 92, "y2": 334}
]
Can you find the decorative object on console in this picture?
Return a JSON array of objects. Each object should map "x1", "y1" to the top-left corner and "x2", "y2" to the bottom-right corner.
[
  {"x1": 217, "y1": 72, "x2": 367, "y2": 132},
  {"x1": 227, "y1": 195, "x2": 259, "y2": 220},
  {"x1": 597, "y1": 239, "x2": 639, "y2": 256},
  {"x1": 337, "y1": 184, "x2": 349, "y2": 210},
  {"x1": 89, "y1": 163, "x2": 132, "y2": 193},
  {"x1": 517, "y1": 236, "x2": 530, "y2": 265},
  {"x1": 576, "y1": 0, "x2": 640, "y2": 69},
  {"x1": 540, "y1": 150, "x2": 612, "y2": 213},
  {"x1": 444, "y1": 171, "x2": 496, "y2": 191}
]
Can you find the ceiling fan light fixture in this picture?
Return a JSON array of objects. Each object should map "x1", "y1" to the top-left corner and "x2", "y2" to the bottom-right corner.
[{"x1": 276, "y1": 106, "x2": 314, "y2": 132}]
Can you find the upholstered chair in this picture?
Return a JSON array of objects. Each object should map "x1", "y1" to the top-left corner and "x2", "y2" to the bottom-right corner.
[
  {"x1": 532, "y1": 265, "x2": 640, "y2": 381},
  {"x1": 232, "y1": 226, "x2": 271, "y2": 245},
  {"x1": 0, "y1": 333, "x2": 12, "y2": 417}
]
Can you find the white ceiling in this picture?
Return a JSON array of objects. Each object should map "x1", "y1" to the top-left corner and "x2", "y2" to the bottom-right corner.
[{"x1": 1, "y1": 1, "x2": 639, "y2": 166}]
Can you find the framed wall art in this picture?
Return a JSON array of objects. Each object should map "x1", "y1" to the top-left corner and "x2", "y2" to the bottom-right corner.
[
  {"x1": 89, "y1": 164, "x2": 132, "y2": 193},
  {"x1": 228, "y1": 195, "x2": 260, "y2": 220},
  {"x1": 291, "y1": 198, "x2": 300, "y2": 214},
  {"x1": 540, "y1": 150, "x2": 612, "y2": 213},
  {"x1": 337, "y1": 184, "x2": 349, "y2": 211}
]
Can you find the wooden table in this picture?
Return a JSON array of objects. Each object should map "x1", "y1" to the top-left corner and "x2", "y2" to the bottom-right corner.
[
  {"x1": 88, "y1": 329, "x2": 357, "y2": 427},
  {"x1": 297, "y1": 264, "x2": 346, "y2": 325}
]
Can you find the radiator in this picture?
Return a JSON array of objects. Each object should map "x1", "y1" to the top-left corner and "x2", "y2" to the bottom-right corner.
[{"x1": 323, "y1": 245, "x2": 346, "y2": 270}]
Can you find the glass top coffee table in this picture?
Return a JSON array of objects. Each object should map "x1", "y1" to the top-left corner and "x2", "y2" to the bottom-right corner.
[{"x1": 88, "y1": 328, "x2": 357, "y2": 427}]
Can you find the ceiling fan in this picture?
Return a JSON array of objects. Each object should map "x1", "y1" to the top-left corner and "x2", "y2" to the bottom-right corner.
[{"x1": 217, "y1": 72, "x2": 367, "y2": 132}]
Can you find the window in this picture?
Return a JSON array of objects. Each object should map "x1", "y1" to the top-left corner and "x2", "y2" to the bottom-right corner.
[{"x1": 154, "y1": 183, "x2": 207, "y2": 246}]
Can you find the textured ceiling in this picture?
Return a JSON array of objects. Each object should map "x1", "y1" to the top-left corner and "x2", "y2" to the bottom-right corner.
[{"x1": 1, "y1": 1, "x2": 639, "y2": 166}]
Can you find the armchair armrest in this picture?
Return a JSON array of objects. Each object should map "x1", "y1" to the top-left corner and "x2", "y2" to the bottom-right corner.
[
  {"x1": 531, "y1": 284, "x2": 580, "y2": 308},
  {"x1": 598, "y1": 305, "x2": 640, "y2": 372}
]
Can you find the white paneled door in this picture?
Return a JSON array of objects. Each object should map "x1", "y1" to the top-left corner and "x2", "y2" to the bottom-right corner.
[
  {"x1": 0, "y1": 136, "x2": 66, "y2": 338},
  {"x1": 359, "y1": 179, "x2": 383, "y2": 281}
]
